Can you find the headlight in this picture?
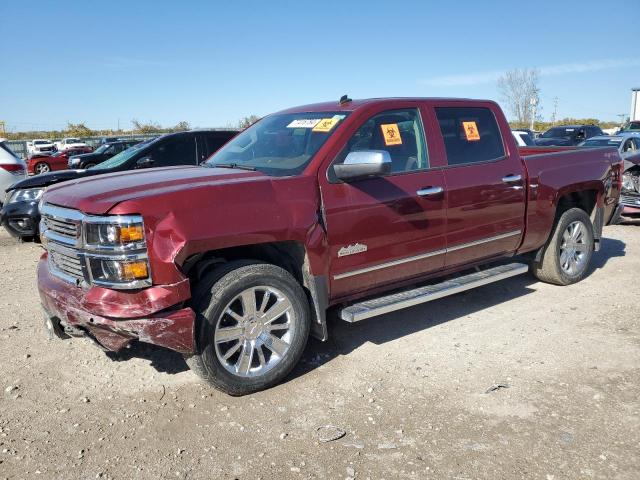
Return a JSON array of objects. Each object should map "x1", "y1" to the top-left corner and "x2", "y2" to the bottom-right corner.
[
  {"x1": 83, "y1": 215, "x2": 150, "y2": 287},
  {"x1": 87, "y1": 256, "x2": 150, "y2": 286},
  {"x1": 622, "y1": 173, "x2": 639, "y2": 193},
  {"x1": 68, "y1": 157, "x2": 80, "y2": 166},
  {"x1": 6, "y1": 188, "x2": 44, "y2": 204},
  {"x1": 84, "y1": 215, "x2": 146, "y2": 250}
]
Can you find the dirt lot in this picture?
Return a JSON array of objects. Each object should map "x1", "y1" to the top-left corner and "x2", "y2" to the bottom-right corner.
[{"x1": 1, "y1": 225, "x2": 639, "y2": 480}]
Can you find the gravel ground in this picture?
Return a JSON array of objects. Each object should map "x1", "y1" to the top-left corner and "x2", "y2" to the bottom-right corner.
[{"x1": 0, "y1": 225, "x2": 639, "y2": 480}]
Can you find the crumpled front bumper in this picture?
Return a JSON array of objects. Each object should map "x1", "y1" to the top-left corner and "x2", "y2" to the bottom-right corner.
[{"x1": 37, "y1": 253, "x2": 196, "y2": 354}]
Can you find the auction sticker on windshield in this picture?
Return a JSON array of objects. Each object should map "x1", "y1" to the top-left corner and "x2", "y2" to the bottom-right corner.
[
  {"x1": 287, "y1": 119, "x2": 321, "y2": 129},
  {"x1": 312, "y1": 117, "x2": 341, "y2": 133}
]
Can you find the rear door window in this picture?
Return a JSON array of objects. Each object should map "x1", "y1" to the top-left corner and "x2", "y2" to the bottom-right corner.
[
  {"x1": 151, "y1": 136, "x2": 197, "y2": 167},
  {"x1": 435, "y1": 107, "x2": 505, "y2": 165}
]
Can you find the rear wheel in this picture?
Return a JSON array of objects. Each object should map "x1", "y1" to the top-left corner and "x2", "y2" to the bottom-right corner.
[
  {"x1": 34, "y1": 162, "x2": 50, "y2": 174},
  {"x1": 185, "y1": 261, "x2": 310, "y2": 395},
  {"x1": 531, "y1": 207, "x2": 594, "y2": 285}
]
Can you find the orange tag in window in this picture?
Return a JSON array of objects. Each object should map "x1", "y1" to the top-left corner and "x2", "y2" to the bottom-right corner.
[
  {"x1": 381, "y1": 123, "x2": 402, "y2": 146},
  {"x1": 312, "y1": 117, "x2": 340, "y2": 132},
  {"x1": 462, "y1": 121, "x2": 480, "y2": 141}
]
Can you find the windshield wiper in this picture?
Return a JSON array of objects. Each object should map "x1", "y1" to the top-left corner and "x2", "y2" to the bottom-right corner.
[{"x1": 210, "y1": 163, "x2": 257, "y2": 171}]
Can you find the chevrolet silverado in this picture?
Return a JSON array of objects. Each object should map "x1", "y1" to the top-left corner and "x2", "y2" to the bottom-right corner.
[{"x1": 37, "y1": 97, "x2": 623, "y2": 395}]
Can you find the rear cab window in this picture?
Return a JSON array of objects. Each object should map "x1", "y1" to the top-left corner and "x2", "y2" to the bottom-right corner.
[{"x1": 435, "y1": 107, "x2": 506, "y2": 165}]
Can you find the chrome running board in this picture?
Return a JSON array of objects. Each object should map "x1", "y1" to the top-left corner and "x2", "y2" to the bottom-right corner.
[{"x1": 340, "y1": 262, "x2": 529, "y2": 322}]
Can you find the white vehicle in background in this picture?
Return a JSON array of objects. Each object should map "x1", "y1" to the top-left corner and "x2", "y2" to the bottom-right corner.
[
  {"x1": 54, "y1": 137, "x2": 88, "y2": 152},
  {"x1": 0, "y1": 139, "x2": 27, "y2": 205},
  {"x1": 26, "y1": 139, "x2": 55, "y2": 156},
  {"x1": 512, "y1": 130, "x2": 535, "y2": 147}
]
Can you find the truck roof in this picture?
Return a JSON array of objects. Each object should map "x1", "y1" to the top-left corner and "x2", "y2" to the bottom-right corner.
[{"x1": 276, "y1": 97, "x2": 495, "y2": 114}]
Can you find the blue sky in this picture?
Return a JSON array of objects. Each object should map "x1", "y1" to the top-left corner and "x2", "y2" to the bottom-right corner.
[{"x1": 1, "y1": 0, "x2": 638, "y2": 132}]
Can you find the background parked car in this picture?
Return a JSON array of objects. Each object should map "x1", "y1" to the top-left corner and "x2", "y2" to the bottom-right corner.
[
  {"x1": 579, "y1": 134, "x2": 640, "y2": 159},
  {"x1": 535, "y1": 125, "x2": 603, "y2": 146},
  {"x1": 28, "y1": 146, "x2": 93, "y2": 175},
  {"x1": 617, "y1": 121, "x2": 640, "y2": 134},
  {"x1": 54, "y1": 137, "x2": 89, "y2": 151},
  {"x1": 0, "y1": 139, "x2": 27, "y2": 206},
  {"x1": 26, "y1": 139, "x2": 55, "y2": 155},
  {"x1": 512, "y1": 130, "x2": 535, "y2": 146},
  {"x1": 68, "y1": 139, "x2": 141, "y2": 169},
  {"x1": 1, "y1": 129, "x2": 238, "y2": 239}
]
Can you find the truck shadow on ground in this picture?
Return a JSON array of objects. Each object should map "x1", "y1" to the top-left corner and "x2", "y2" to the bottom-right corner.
[
  {"x1": 105, "y1": 237, "x2": 626, "y2": 378},
  {"x1": 289, "y1": 236, "x2": 626, "y2": 382}
]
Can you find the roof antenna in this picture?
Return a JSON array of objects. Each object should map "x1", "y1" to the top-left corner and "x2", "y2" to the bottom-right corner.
[{"x1": 339, "y1": 94, "x2": 352, "y2": 105}]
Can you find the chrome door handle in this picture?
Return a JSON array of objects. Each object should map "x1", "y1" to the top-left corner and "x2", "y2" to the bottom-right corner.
[
  {"x1": 502, "y1": 174, "x2": 522, "y2": 183},
  {"x1": 417, "y1": 186, "x2": 444, "y2": 197}
]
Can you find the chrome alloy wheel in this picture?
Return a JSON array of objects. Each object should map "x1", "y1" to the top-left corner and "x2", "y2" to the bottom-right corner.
[
  {"x1": 214, "y1": 286, "x2": 295, "y2": 378},
  {"x1": 559, "y1": 220, "x2": 589, "y2": 275},
  {"x1": 35, "y1": 163, "x2": 50, "y2": 174}
]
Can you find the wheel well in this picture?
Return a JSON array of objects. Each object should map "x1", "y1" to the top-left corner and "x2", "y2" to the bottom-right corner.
[
  {"x1": 182, "y1": 241, "x2": 306, "y2": 285},
  {"x1": 556, "y1": 189, "x2": 597, "y2": 217},
  {"x1": 182, "y1": 241, "x2": 328, "y2": 341}
]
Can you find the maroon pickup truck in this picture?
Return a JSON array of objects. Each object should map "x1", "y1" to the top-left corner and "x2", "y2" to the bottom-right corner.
[{"x1": 37, "y1": 98, "x2": 623, "y2": 395}]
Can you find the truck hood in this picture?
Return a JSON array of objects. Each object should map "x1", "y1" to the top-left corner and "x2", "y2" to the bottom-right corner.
[
  {"x1": 43, "y1": 166, "x2": 268, "y2": 214},
  {"x1": 7, "y1": 169, "x2": 99, "y2": 191}
]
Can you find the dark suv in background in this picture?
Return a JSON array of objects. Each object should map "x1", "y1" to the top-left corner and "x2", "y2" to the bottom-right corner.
[
  {"x1": 1, "y1": 129, "x2": 238, "y2": 239},
  {"x1": 535, "y1": 125, "x2": 603, "y2": 146},
  {"x1": 68, "y1": 139, "x2": 142, "y2": 169}
]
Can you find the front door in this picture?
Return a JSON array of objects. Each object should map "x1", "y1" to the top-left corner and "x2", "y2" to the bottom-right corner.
[
  {"x1": 321, "y1": 107, "x2": 447, "y2": 298},
  {"x1": 433, "y1": 104, "x2": 526, "y2": 267}
]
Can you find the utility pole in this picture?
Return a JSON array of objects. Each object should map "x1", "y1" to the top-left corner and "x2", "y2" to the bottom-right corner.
[
  {"x1": 617, "y1": 114, "x2": 627, "y2": 128},
  {"x1": 551, "y1": 97, "x2": 559, "y2": 125}
]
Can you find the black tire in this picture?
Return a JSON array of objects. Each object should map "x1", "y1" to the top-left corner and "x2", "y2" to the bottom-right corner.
[
  {"x1": 83, "y1": 163, "x2": 96, "y2": 169},
  {"x1": 185, "y1": 261, "x2": 311, "y2": 396},
  {"x1": 531, "y1": 207, "x2": 594, "y2": 286}
]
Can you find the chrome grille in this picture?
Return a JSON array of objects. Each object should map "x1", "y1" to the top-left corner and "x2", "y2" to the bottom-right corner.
[
  {"x1": 43, "y1": 216, "x2": 79, "y2": 239},
  {"x1": 40, "y1": 204, "x2": 83, "y2": 246},
  {"x1": 48, "y1": 243, "x2": 85, "y2": 283},
  {"x1": 621, "y1": 194, "x2": 640, "y2": 207}
]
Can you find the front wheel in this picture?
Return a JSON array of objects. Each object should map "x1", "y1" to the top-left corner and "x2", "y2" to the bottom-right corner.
[
  {"x1": 34, "y1": 162, "x2": 50, "y2": 174},
  {"x1": 185, "y1": 261, "x2": 311, "y2": 396},
  {"x1": 531, "y1": 207, "x2": 594, "y2": 285},
  {"x1": 83, "y1": 163, "x2": 96, "y2": 169}
]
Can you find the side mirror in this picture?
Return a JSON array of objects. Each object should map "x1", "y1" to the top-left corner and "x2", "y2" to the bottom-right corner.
[
  {"x1": 334, "y1": 150, "x2": 392, "y2": 181},
  {"x1": 136, "y1": 156, "x2": 154, "y2": 168}
]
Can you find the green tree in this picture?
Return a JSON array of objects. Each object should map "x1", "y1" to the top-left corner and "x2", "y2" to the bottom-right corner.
[
  {"x1": 131, "y1": 119, "x2": 162, "y2": 134},
  {"x1": 65, "y1": 122, "x2": 95, "y2": 137}
]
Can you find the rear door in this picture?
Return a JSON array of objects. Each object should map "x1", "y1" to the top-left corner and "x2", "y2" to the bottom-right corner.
[
  {"x1": 433, "y1": 104, "x2": 525, "y2": 268},
  {"x1": 321, "y1": 105, "x2": 447, "y2": 298}
]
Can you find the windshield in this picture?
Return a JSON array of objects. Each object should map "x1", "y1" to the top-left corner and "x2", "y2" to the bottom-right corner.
[
  {"x1": 206, "y1": 112, "x2": 349, "y2": 176},
  {"x1": 541, "y1": 127, "x2": 577, "y2": 139},
  {"x1": 94, "y1": 144, "x2": 111, "y2": 154},
  {"x1": 66, "y1": 138, "x2": 81, "y2": 143},
  {"x1": 90, "y1": 139, "x2": 154, "y2": 170},
  {"x1": 34, "y1": 140, "x2": 50, "y2": 145},
  {"x1": 582, "y1": 138, "x2": 623, "y2": 147},
  {"x1": 621, "y1": 121, "x2": 640, "y2": 131}
]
